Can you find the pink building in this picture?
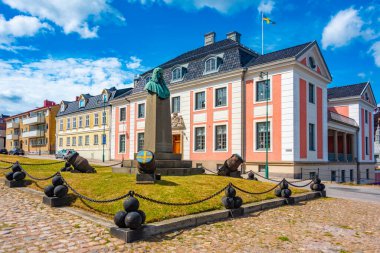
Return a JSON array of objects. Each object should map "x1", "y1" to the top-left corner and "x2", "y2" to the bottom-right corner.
[{"x1": 110, "y1": 32, "x2": 377, "y2": 183}]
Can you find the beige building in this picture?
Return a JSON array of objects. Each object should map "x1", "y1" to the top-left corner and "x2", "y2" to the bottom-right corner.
[{"x1": 5, "y1": 100, "x2": 59, "y2": 154}]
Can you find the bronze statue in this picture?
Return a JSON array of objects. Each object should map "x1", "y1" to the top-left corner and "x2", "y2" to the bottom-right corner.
[{"x1": 144, "y1": 68, "x2": 170, "y2": 99}]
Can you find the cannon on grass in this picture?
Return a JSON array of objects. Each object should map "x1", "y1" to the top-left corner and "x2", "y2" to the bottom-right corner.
[
  {"x1": 217, "y1": 154, "x2": 244, "y2": 178},
  {"x1": 65, "y1": 152, "x2": 96, "y2": 173}
]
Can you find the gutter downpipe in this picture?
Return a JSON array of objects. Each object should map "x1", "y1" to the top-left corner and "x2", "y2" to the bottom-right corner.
[{"x1": 241, "y1": 67, "x2": 248, "y2": 174}]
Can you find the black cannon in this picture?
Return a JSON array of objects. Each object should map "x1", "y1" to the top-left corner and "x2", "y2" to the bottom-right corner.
[
  {"x1": 65, "y1": 152, "x2": 96, "y2": 173},
  {"x1": 217, "y1": 154, "x2": 244, "y2": 178}
]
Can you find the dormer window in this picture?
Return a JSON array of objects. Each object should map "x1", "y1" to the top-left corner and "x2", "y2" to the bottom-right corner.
[
  {"x1": 79, "y1": 99, "x2": 85, "y2": 108},
  {"x1": 60, "y1": 103, "x2": 65, "y2": 112},
  {"x1": 172, "y1": 68, "x2": 182, "y2": 81},
  {"x1": 204, "y1": 55, "x2": 223, "y2": 74},
  {"x1": 103, "y1": 94, "x2": 108, "y2": 102}
]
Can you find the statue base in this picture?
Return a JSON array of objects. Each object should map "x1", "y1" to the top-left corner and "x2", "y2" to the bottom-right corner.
[{"x1": 136, "y1": 173, "x2": 161, "y2": 184}]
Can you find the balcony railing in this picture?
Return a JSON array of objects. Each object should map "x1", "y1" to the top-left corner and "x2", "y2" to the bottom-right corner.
[
  {"x1": 6, "y1": 134, "x2": 19, "y2": 140},
  {"x1": 22, "y1": 130, "x2": 45, "y2": 138},
  {"x1": 328, "y1": 111, "x2": 358, "y2": 127},
  {"x1": 329, "y1": 153, "x2": 355, "y2": 162},
  {"x1": 6, "y1": 122, "x2": 19, "y2": 129},
  {"x1": 23, "y1": 116, "x2": 45, "y2": 125}
]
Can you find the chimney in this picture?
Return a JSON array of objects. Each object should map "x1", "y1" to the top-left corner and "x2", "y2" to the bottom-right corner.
[
  {"x1": 227, "y1": 31, "x2": 241, "y2": 43},
  {"x1": 204, "y1": 32, "x2": 216, "y2": 46},
  {"x1": 75, "y1": 96, "x2": 80, "y2": 101},
  {"x1": 133, "y1": 74, "x2": 140, "y2": 88},
  {"x1": 43, "y1": 100, "x2": 56, "y2": 107}
]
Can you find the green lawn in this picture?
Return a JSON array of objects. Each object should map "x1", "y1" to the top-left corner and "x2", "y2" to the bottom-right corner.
[{"x1": 0, "y1": 155, "x2": 306, "y2": 223}]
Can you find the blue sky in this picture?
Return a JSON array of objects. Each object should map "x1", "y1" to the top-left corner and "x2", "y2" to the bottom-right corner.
[{"x1": 0, "y1": 0, "x2": 379, "y2": 115}]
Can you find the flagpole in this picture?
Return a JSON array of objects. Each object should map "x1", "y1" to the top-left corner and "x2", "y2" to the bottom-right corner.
[{"x1": 261, "y1": 12, "x2": 264, "y2": 55}]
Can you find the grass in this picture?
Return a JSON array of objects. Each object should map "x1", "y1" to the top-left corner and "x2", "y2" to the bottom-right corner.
[
  {"x1": 0, "y1": 155, "x2": 306, "y2": 223},
  {"x1": 278, "y1": 236, "x2": 290, "y2": 242}
]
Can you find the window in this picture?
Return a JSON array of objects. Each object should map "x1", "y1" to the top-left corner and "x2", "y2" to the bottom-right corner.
[
  {"x1": 195, "y1": 91, "x2": 205, "y2": 110},
  {"x1": 60, "y1": 103, "x2": 65, "y2": 112},
  {"x1": 308, "y1": 56, "x2": 316, "y2": 69},
  {"x1": 366, "y1": 136, "x2": 369, "y2": 155},
  {"x1": 215, "y1": 125, "x2": 227, "y2": 151},
  {"x1": 172, "y1": 97, "x2": 180, "y2": 113},
  {"x1": 215, "y1": 87, "x2": 227, "y2": 107},
  {"x1": 78, "y1": 136, "x2": 83, "y2": 146},
  {"x1": 59, "y1": 120, "x2": 63, "y2": 131},
  {"x1": 309, "y1": 123, "x2": 315, "y2": 151},
  {"x1": 138, "y1": 104, "x2": 145, "y2": 118},
  {"x1": 120, "y1": 108, "x2": 126, "y2": 121},
  {"x1": 86, "y1": 115, "x2": 90, "y2": 127},
  {"x1": 119, "y1": 134, "x2": 126, "y2": 153},
  {"x1": 366, "y1": 169, "x2": 369, "y2": 180},
  {"x1": 79, "y1": 99, "x2": 85, "y2": 108},
  {"x1": 72, "y1": 137, "x2": 77, "y2": 146},
  {"x1": 102, "y1": 112, "x2": 106, "y2": 125},
  {"x1": 137, "y1": 133, "x2": 144, "y2": 151},
  {"x1": 66, "y1": 137, "x2": 70, "y2": 146},
  {"x1": 59, "y1": 138, "x2": 63, "y2": 147},
  {"x1": 67, "y1": 118, "x2": 71, "y2": 130},
  {"x1": 94, "y1": 134, "x2": 99, "y2": 145},
  {"x1": 256, "y1": 80, "x2": 270, "y2": 102},
  {"x1": 72, "y1": 117, "x2": 77, "y2": 129},
  {"x1": 205, "y1": 57, "x2": 217, "y2": 73},
  {"x1": 85, "y1": 135, "x2": 89, "y2": 146},
  {"x1": 79, "y1": 116, "x2": 83, "y2": 128},
  {"x1": 94, "y1": 113, "x2": 99, "y2": 126},
  {"x1": 256, "y1": 122, "x2": 271, "y2": 150},
  {"x1": 331, "y1": 170, "x2": 336, "y2": 181},
  {"x1": 309, "y1": 83, "x2": 315, "y2": 103},
  {"x1": 195, "y1": 127, "x2": 205, "y2": 151},
  {"x1": 172, "y1": 67, "x2": 183, "y2": 81},
  {"x1": 103, "y1": 94, "x2": 108, "y2": 102},
  {"x1": 102, "y1": 134, "x2": 106, "y2": 145},
  {"x1": 365, "y1": 110, "x2": 368, "y2": 124}
]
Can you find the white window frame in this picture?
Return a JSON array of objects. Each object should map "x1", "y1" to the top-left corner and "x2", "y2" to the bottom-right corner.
[
  {"x1": 66, "y1": 118, "x2": 71, "y2": 130},
  {"x1": 137, "y1": 103, "x2": 145, "y2": 119},
  {"x1": 136, "y1": 132, "x2": 144, "y2": 152},
  {"x1": 171, "y1": 96, "x2": 181, "y2": 113},
  {"x1": 214, "y1": 86, "x2": 228, "y2": 108},
  {"x1": 59, "y1": 119, "x2": 63, "y2": 131},
  {"x1": 94, "y1": 113, "x2": 99, "y2": 126},
  {"x1": 72, "y1": 117, "x2": 77, "y2": 129},
  {"x1": 85, "y1": 115, "x2": 90, "y2": 127},
  {"x1": 102, "y1": 112, "x2": 106, "y2": 126},
  {"x1": 120, "y1": 107, "x2": 127, "y2": 122},
  {"x1": 309, "y1": 82, "x2": 315, "y2": 104},
  {"x1": 119, "y1": 134, "x2": 127, "y2": 154},
  {"x1": 194, "y1": 91, "x2": 206, "y2": 111},
  {"x1": 204, "y1": 56, "x2": 221, "y2": 74},
  {"x1": 72, "y1": 136, "x2": 77, "y2": 146},
  {"x1": 79, "y1": 116, "x2": 83, "y2": 128},
  {"x1": 66, "y1": 137, "x2": 70, "y2": 146},
  {"x1": 171, "y1": 67, "x2": 183, "y2": 82},
  {"x1": 254, "y1": 77, "x2": 272, "y2": 104},
  {"x1": 60, "y1": 103, "x2": 65, "y2": 112},
  {"x1": 79, "y1": 99, "x2": 85, "y2": 108},
  {"x1": 78, "y1": 136, "x2": 83, "y2": 146},
  {"x1": 94, "y1": 134, "x2": 99, "y2": 145},
  {"x1": 254, "y1": 119, "x2": 273, "y2": 152},
  {"x1": 213, "y1": 124, "x2": 228, "y2": 152},
  {"x1": 193, "y1": 125, "x2": 206, "y2": 153},
  {"x1": 85, "y1": 135, "x2": 90, "y2": 146}
]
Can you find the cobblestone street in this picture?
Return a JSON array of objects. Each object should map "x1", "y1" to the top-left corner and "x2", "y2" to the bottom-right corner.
[{"x1": 1, "y1": 184, "x2": 379, "y2": 253}]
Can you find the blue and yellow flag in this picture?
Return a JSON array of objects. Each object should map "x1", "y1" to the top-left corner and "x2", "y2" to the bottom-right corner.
[{"x1": 263, "y1": 16, "x2": 276, "y2": 24}]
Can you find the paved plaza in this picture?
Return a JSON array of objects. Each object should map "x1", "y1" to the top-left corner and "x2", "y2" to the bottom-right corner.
[{"x1": 1, "y1": 183, "x2": 379, "y2": 252}]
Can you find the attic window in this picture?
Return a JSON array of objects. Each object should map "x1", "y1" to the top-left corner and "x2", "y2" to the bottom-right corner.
[
  {"x1": 365, "y1": 93, "x2": 369, "y2": 101},
  {"x1": 79, "y1": 99, "x2": 85, "y2": 108},
  {"x1": 204, "y1": 56, "x2": 222, "y2": 74},
  {"x1": 103, "y1": 94, "x2": 108, "y2": 102},
  {"x1": 172, "y1": 67, "x2": 186, "y2": 82},
  {"x1": 308, "y1": 56, "x2": 316, "y2": 70},
  {"x1": 60, "y1": 103, "x2": 65, "y2": 112}
]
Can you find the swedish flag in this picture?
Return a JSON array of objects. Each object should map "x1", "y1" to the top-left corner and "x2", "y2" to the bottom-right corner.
[{"x1": 263, "y1": 16, "x2": 276, "y2": 25}]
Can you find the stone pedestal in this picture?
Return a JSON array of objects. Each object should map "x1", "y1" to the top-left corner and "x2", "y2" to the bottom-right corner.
[
  {"x1": 4, "y1": 179, "x2": 25, "y2": 188},
  {"x1": 43, "y1": 196, "x2": 71, "y2": 207},
  {"x1": 144, "y1": 94, "x2": 172, "y2": 153}
]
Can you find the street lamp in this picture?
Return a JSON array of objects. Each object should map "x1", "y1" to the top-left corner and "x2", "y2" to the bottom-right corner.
[{"x1": 260, "y1": 71, "x2": 269, "y2": 179}]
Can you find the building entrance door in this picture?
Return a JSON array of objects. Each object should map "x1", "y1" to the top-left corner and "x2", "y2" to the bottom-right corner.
[{"x1": 172, "y1": 134, "x2": 181, "y2": 154}]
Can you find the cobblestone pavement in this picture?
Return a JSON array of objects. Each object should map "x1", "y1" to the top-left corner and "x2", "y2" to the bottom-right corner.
[{"x1": 1, "y1": 184, "x2": 379, "y2": 253}]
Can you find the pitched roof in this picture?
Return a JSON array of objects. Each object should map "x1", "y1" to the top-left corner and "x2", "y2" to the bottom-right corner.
[
  {"x1": 125, "y1": 39, "x2": 259, "y2": 97},
  {"x1": 245, "y1": 42, "x2": 312, "y2": 67},
  {"x1": 57, "y1": 87, "x2": 132, "y2": 117},
  {"x1": 328, "y1": 82, "x2": 368, "y2": 100}
]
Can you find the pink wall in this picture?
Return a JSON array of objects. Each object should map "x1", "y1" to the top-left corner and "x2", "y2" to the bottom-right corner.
[
  {"x1": 190, "y1": 84, "x2": 233, "y2": 161},
  {"x1": 299, "y1": 78, "x2": 307, "y2": 159},
  {"x1": 245, "y1": 75, "x2": 282, "y2": 162}
]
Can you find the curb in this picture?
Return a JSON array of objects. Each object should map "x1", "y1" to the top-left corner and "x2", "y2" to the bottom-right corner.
[{"x1": 111, "y1": 190, "x2": 326, "y2": 243}]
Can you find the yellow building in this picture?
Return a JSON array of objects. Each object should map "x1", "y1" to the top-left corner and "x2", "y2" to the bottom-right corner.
[
  {"x1": 5, "y1": 100, "x2": 59, "y2": 154},
  {"x1": 56, "y1": 87, "x2": 131, "y2": 161}
]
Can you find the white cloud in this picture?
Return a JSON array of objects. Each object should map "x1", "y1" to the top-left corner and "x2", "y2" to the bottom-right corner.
[
  {"x1": 357, "y1": 72, "x2": 366, "y2": 78},
  {"x1": 369, "y1": 41, "x2": 380, "y2": 67},
  {"x1": 322, "y1": 8, "x2": 363, "y2": 49},
  {"x1": 129, "y1": 0, "x2": 259, "y2": 14},
  {"x1": 258, "y1": 0, "x2": 275, "y2": 14},
  {"x1": 2, "y1": 0, "x2": 124, "y2": 39},
  {"x1": 0, "y1": 15, "x2": 51, "y2": 51},
  {"x1": 322, "y1": 7, "x2": 380, "y2": 50},
  {"x1": 0, "y1": 57, "x2": 144, "y2": 115},
  {"x1": 126, "y1": 56, "x2": 142, "y2": 69}
]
